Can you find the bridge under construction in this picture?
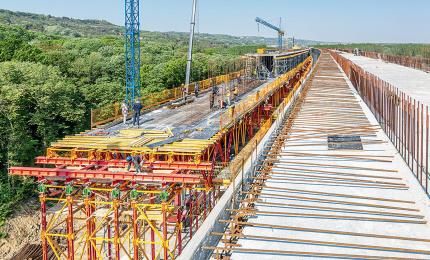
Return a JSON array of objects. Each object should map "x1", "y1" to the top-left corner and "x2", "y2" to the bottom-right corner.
[
  {"x1": 6, "y1": 1, "x2": 430, "y2": 259},
  {"x1": 9, "y1": 47, "x2": 316, "y2": 259},
  {"x1": 9, "y1": 46, "x2": 430, "y2": 259}
]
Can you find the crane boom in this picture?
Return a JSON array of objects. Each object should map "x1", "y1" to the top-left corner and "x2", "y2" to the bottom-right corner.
[
  {"x1": 125, "y1": 0, "x2": 141, "y2": 105},
  {"x1": 185, "y1": 0, "x2": 198, "y2": 92},
  {"x1": 255, "y1": 17, "x2": 285, "y2": 50}
]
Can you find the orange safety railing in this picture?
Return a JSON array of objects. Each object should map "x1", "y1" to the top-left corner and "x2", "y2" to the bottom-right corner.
[
  {"x1": 339, "y1": 49, "x2": 430, "y2": 73},
  {"x1": 91, "y1": 70, "x2": 245, "y2": 128},
  {"x1": 330, "y1": 49, "x2": 429, "y2": 195},
  {"x1": 361, "y1": 51, "x2": 430, "y2": 73}
]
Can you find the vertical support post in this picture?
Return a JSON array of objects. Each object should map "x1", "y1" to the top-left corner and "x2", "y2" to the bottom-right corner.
[
  {"x1": 162, "y1": 202, "x2": 168, "y2": 260},
  {"x1": 195, "y1": 191, "x2": 199, "y2": 231},
  {"x1": 113, "y1": 199, "x2": 121, "y2": 260},
  {"x1": 67, "y1": 195, "x2": 75, "y2": 260},
  {"x1": 420, "y1": 102, "x2": 423, "y2": 182},
  {"x1": 107, "y1": 219, "x2": 112, "y2": 260},
  {"x1": 40, "y1": 193, "x2": 48, "y2": 260},
  {"x1": 203, "y1": 190, "x2": 207, "y2": 220},
  {"x1": 150, "y1": 197, "x2": 155, "y2": 260},
  {"x1": 189, "y1": 192, "x2": 194, "y2": 239},
  {"x1": 426, "y1": 106, "x2": 429, "y2": 193},
  {"x1": 412, "y1": 100, "x2": 416, "y2": 174},
  {"x1": 85, "y1": 197, "x2": 96, "y2": 260},
  {"x1": 106, "y1": 193, "x2": 112, "y2": 260},
  {"x1": 176, "y1": 191, "x2": 183, "y2": 255},
  {"x1": 132, "y1": 201, "x2": 139, "y2": 260}
]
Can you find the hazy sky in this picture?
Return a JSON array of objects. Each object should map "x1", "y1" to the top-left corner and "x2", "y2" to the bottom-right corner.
[{"x1": 1, "y1": 0, "x2": 429, "y2": 43}]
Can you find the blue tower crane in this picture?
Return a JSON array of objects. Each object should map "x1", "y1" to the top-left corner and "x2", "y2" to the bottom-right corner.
[
  {"x1": 125, "y1": 0, "x2": 141, "y2": 106},
  {"x1": 255, "y1": 17, "x2": 285, "y2": 50}
]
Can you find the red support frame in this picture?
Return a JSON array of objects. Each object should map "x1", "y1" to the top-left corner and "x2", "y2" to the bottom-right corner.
[
  {"x1": 225, "y1": 131, "x2": 234, "y2": 163},
  {"x1": 67, "y1": 195, "x2": 75, "y2": 260},
  {"x1": 35, "y1": 157, "x2": 213, "y2": 171},
  {"x1": 132, "y1": 201, "x2": 139, "y2": 260},
  {"x1": 85, "y1": 196, "x2": 96, "y2": 260},
  {"x1": 9, "y1": 167, "x2": 202, "y2": 184},
  {"x1": 113, "y1": 200, "x2": 121, "y2": 260}
]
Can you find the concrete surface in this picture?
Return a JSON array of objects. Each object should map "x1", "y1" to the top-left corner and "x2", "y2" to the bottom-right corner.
[
  {"x1": 223, "y1": 53, "x2": 430, "y2": 259},
  {"x1": 341, "y1": 52, "x2": 430, "y2": 106}
]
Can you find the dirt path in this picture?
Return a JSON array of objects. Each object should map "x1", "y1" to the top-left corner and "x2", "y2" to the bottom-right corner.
[{"x1": 0, "y1": 198, "x2": 40, "y2": 259}]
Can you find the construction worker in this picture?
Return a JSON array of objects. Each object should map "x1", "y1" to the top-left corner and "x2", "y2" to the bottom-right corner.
[
  {"x1": 211, "y1": 84, "x2": 219, "y2": 109},
  {"x1": 209, "y1": 92, "x2": 214, "y2": 109},
  {"x1": 126, "y1": 155, "x2": 133, "y2": 171},
  {"x1": 126, "y1": 155, "x2": 142, "y2": 173},
  {"x1": 225, "y1": 84, "x2": 231, "y2": 106},
  {"x1": 121, "y1": 100, "x2": 128, "y2": 125},
  {"x1": 194, "y1": 82, "x2": 200, "y2": 98},
  {"x1": 132, "y1": 99, "x2": 143, "y2": 128},
  {"x1": 181, "y1": 84, "x2": 187, "y2": 101},
  {"x1": 233, "y1": 85, "x2": 239, "y2": 102}
]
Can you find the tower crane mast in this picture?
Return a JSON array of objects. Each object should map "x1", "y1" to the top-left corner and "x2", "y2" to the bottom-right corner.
[{"x1": 125, "y1": 0, "x2": 141, "y2": 105}]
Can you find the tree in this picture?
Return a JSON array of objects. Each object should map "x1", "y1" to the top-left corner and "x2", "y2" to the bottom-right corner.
[
  {"x1": 0, "y1": 25, "x2": 38, "y2": 62},
  {"x1": 0, "y1": 61, "x2": 87, "y2": 230}
]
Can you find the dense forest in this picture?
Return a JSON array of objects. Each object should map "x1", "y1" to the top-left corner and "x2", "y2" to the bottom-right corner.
[
  {"x1": 0, "y1": 10, "x2": 265, "y2": 237},
  {"x1": 314, "y1": 43, "x2": 430, "y2": 58}
]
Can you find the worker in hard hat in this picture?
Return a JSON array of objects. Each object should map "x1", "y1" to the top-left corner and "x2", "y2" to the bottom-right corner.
[
  {"x1": 132, "y1": 99, "x2": 143, "y2": 128},
  {"x1": 126, "y1": 155, "x2": 142, "y2": 173},
  {"x1": 121, "y1": 100, "x2": 128, "y2": 125}
]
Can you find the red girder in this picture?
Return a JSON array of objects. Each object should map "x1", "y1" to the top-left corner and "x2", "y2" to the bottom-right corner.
[
  {"x1": 35, "y1": 157, "x2": 213, "y2": 171},
  {"x1": 9, "y1": 167, "x2": 202, "y2": 184},
  {"x1": 226, "y1": 131, "x2": 234, "y2": 162}
]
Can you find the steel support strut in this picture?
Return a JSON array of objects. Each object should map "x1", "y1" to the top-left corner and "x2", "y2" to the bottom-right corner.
[
  {"x1": 67, "y1": 195, "x2": 75, "y2": 260},
  {"x1": 40, "y1": 193, "x2": 48, "y2": 260}
]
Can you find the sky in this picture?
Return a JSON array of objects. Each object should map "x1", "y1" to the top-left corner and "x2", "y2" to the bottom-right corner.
[{"x1": 0, "y1": 0, "x2": 429, "y2": 43}]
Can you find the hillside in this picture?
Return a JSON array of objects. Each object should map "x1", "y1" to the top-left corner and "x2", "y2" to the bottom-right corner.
[
  {"x1": 0, "y1": 9, "x2": 122, "y2": 37},
  {"x1": 0, "y1": 9, "x2": 323, "y2": 46}
]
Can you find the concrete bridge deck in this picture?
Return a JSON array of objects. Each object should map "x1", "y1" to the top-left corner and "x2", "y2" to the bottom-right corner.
[
  {"x1": 211, "y1": 52, "x2": 430, "y2": 259},
  {"x1": 341, "y1": 52, "x2": 430, "y2": 106}
]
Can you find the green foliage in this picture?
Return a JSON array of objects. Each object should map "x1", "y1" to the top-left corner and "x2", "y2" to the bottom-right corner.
[
  {"x1": 0, "y1": 61, "x2": 87, "y2": 163},
  {"x1": 0, "y1": 175, "x2": 35, "y2": 236},
  {"x1": 0, "y1": 9, "x2": 122, "y2": 37},
  {"x1": 0, "y1": 61, "x2": 87, "y2": 231},
  {"x1": 315, "y1": 43, "x2": 430, "y2": 59},
  {"x1": 0, "y1": 25, "x2": 41, "y2": 62}
]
